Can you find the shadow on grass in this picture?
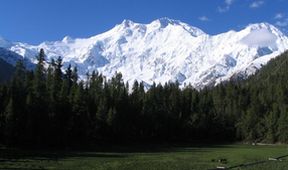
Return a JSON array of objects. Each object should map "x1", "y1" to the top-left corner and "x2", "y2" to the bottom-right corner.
[
  {"x1": 0, "y1": 148, "x2": 134, "y2": 170},
  {"x1": 0, "y1": 143, "x2": 230, "y2": 166},
  {"x1": 0, "y1": 143, "x2": 238, "y2": 159},
  {"x1": 0, "y1": 148, "x2": 130, "y2": 160},
  {"x1": 0, "y1": 168, "x2": 44, "y2": 170}
]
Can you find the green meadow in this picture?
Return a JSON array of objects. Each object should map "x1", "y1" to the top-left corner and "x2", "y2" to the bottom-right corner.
[{"x1": 1, "y1": 144, "x2": 288, "y2": 170}]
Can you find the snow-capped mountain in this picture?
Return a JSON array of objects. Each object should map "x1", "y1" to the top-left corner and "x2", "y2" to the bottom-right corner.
[{"x1": 1, "y1": 18, "x2": 288, "y2": 89}]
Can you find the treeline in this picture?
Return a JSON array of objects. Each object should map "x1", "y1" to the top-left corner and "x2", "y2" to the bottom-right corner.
[{"x1": 0, "y1": 49, "x2": 288, "y2": 147}]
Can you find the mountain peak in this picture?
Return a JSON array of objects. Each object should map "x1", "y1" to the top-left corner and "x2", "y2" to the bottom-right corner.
[
  {"x1": 246, "y1": 22, "x2": 279, "y2": 32},
  {"x1": 120, "y1": 18, "x2": 183, "y2": 28},
  {"x1": 148, "y1": 17, "x2": 205, "y2": 36},
  {"x1": 120, "y1": 19, "x2": 136, "y2": 28},
  {"x1": 156, "y1": 17, "x2": 180, "y2": 24},
  {"x1": 151, "y1": 17, "x2": 181, "y2": 28},
  {"x1": 62, "y1": 36, "x2": 74, "y2": 43}
]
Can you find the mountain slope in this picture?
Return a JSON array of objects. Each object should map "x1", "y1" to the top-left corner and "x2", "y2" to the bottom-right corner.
[
  {"x1": 0, "y1": 58, "x2": 14, "y2": 83},
  {"x1": 1, "y1": 18, "x2": 288, "y2": 89},
  {"x1": 245, "y1": 50, "x2": 288, "y2": 86},
  {"x1": 0, "y1": 47, "x2": 34, "y2": 69}
]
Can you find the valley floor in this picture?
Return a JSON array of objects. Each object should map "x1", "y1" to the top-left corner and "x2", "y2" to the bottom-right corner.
[{"x1": 0, "y1": 144, "x2": 288, "y2": 170}]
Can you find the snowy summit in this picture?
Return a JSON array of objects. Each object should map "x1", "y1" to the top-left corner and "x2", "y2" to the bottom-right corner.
[{"x1": 1, "y1": 18, "x2": 288, "y2": 89}]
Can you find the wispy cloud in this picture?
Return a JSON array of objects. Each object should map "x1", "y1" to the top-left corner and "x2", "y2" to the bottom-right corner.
[
  {"x1": 198, "y1": 16, "x2": 210, "y2": 22},
  {"x1": 274, "y1": 12, "x2": 288, "y2": 34},
  {"x1": 218, "y1": 0, "x2": 235, "y2": 13},
  {"x1": 274, "y1": 13, "x2": 284, "y2": 20},
  {"x1": 249, "y1": 1, "x2": 264, "y2": 8},
  {"x1": 225, "y1": 0, "x2": 234, "y2": 6},
  {"x1": 275, "y1": 19, "x2": 288, "y2": 27}
]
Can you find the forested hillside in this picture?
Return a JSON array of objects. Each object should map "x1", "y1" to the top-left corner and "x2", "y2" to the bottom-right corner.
[
  {"x1": 0, "y1": 49, "x2": 287, "y2": 147},
  {"x1": 236, "y1": 50, "x2": 288, "y2": 143}
]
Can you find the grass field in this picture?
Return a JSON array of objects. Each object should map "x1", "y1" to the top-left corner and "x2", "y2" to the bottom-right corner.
[{"x1": 0, "y1": 144, "x2": 288, "y2": 170}]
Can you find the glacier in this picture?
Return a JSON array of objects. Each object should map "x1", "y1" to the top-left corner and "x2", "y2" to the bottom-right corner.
[{"x1": 0, "y1": 18, "x2": 288, "y2": 89}]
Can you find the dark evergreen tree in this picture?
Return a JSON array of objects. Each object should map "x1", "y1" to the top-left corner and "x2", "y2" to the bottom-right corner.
[
  {"x1": 31, "y1": 49, "x2": 49, "y2": 144},
  {"x1": 4, "y1": 60, "x2": 28, "y2": 144}
]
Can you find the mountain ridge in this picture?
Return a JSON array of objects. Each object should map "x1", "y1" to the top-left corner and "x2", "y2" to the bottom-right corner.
[{"x1": 0, "y1": 18, "x2": 288, "y2": 89}]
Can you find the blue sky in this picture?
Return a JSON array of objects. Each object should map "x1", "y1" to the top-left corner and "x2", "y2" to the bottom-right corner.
[{"x1": 0, "y1": 0, "x2": 287, "y2": 44}]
